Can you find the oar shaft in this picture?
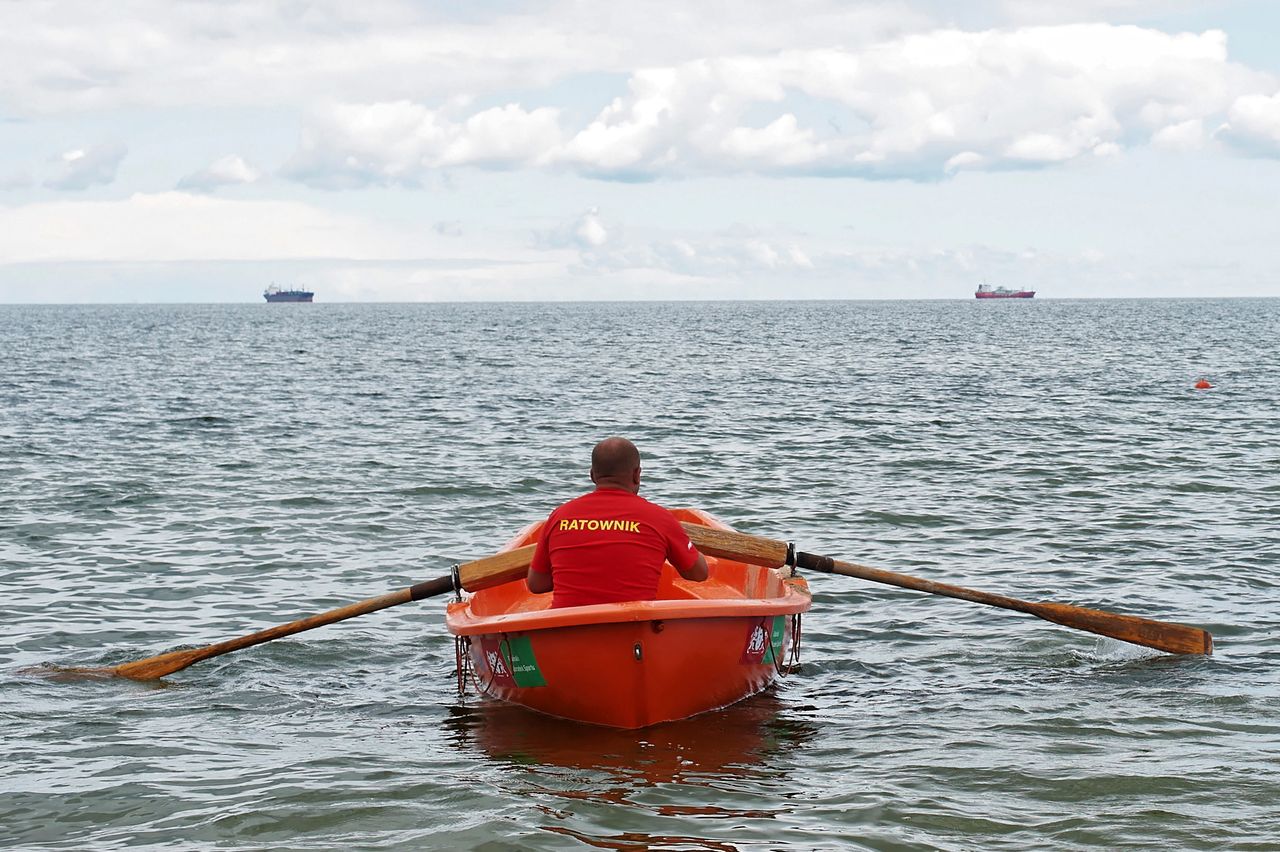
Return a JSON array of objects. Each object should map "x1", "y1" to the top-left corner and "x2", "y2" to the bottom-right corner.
[
  {"x1": 112, "y1": 576, "x2": 456, "y2": 680},
  {"x1": 681, "y1": 522, "x2": 1212, "y2": 656},
  {"x1": 107, "y1": 547, "x2": 537, "y2": 681},
  {"x1": 794, "y1": 552, "x2": 1034, "y2": 614}
]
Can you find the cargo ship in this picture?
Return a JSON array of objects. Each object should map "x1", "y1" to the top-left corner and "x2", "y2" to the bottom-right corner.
[
  {"x1": 264, "y1": 285, "x2": 314, "y2": 303},
  {"x1": 975, "y1": 283, "x2": 1034, "y2": 299}
]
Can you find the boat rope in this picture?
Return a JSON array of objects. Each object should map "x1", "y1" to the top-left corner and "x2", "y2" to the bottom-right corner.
[
  {"x1": 451, "y1": 565, "x2": 468, "y2": 695},
  {"x1": 458, "y1": 633, "x2": 516, "y2": 698},
  {"x1": 786, "y1": 612, "x2": 802, "y2": 673},
  {"x1": 765, "y1": 612, "x2": 803, "y2": 677},
  {"x1": 454, "y1": 635, "x2": 473, "y2": 695},
  {"x1": 455, "y1": 634, "x2": 503, "y2": 698}
]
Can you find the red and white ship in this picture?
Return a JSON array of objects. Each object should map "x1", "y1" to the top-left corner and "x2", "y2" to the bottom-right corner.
[{"x1": 975, "y1": 283, "x2": 1034, "y2": 299}]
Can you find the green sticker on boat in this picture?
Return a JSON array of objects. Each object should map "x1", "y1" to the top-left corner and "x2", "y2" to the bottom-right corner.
[
  {"x1": 764, "y1": 615, "x2": 786, "y2": 664},
  {"x1": 503, "y1": 635, "x2": 547, "y2": 688}
]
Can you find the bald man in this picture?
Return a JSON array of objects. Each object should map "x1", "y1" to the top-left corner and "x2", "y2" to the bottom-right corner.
[{"x1": 526, "y1": 437, "x2": 709, "y2": 608}]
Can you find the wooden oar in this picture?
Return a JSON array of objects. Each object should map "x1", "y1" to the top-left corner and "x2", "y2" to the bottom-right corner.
[
  {"x1": 53, "y1": 544, "x2": 537, "y2": 681},
  {"x1": 682, "y1": 523, "x2": 1213, "y2": 655}
]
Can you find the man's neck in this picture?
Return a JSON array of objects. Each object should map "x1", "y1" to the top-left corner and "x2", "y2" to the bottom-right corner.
[{"x1": 593, "y1": 481, "x2": 637, "y2": 495}]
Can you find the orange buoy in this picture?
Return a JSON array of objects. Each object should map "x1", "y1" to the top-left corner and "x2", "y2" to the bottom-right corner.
[{"x1": 1195, "y1": 378, "x2": 1213, "y2": 389}]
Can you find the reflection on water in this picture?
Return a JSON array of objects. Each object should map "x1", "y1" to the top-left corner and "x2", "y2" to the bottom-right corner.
[
  {"x1": 445, "y1": 688, "x2": 818, "y2": 788},
  {"x1": 445, "y1": 689, "x2": 821, "y2": 850},
  {"x1": 543, "y1": 824, "x2": 744, "y2": 851}
]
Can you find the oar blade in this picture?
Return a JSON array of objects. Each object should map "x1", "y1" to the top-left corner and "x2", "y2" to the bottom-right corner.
[
  {"x1": 1031, "y1": 602, "x2": 1213, "y2": 656},
  {"x1": 110, "y1": 648, "x2": 208, "y2": 681},
  {"x1": 17, "y1": 663, "x2": 122, "y2": 681}
]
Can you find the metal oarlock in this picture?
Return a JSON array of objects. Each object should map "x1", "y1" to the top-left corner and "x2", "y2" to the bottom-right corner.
[
  {"x1": 450, "y1": 564, "x2": 462, "y2": 601},
  {"x1": 775, "y1": 541, "x2": 798, "y2": 579}
]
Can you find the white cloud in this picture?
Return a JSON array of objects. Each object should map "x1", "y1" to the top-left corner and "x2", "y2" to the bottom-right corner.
[
  {"x1": 993, "y1": 1, "x2": 1212, "y2": 27},
  {"x1": 44, "y1": 142, "x2": 127, "y2": 191},
  {"x1": 176, "y1": 155, "x2": 261, "y2": 192},
  {"x1": 744, "y1": 239, "x2": 781, "y2": 268},
  {"x1": 283, "y1": 101, "x2": 563, "y2": 188},
  {"x1": 575, "y1": 208, "x2": 609, "y2": 248},
  {"x1": 280, "y1": 24, "x2": 1277, "y2": 185},
  {"x1": 945, "y1": 151, "x2": 986, "y2": 173},
  {"x1": 446, "y1": 104, "x2": 565, "y2": 167},
  {"x1": 1219, "y1": 91, "x2": 1280, "y2": 157},
  {"x1": 0, "y1": 1, "x2": 923, "y2": 114},
  {"x1": 787, "y1": 245, "x2": 814, "y2": 268},
  {"x1": 563, "y1": 224, "x2": 822, "y2": 282},
  {"x1": 718, "y1": 114, "x2": 826, "y2": 167},
  {"x1": 534, "y1": 208, "x2": 613, "y2": 251},
  {"x1": 3, "y1": 2, "x2": 1280, "y2": 302},
  {"x1": 0, "y1": 192, "x2": 507, "y2": 263},
  {"x1": 1152, "y1": 119, "x2": 1206, "y2": 151}
]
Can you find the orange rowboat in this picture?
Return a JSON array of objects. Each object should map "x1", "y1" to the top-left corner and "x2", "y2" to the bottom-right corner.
[{"x1": 445, "y1": 508, "x2": 812, "y2": 729}]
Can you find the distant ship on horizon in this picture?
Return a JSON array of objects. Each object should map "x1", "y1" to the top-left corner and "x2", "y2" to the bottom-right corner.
[
  {"x1": 975, "y1": 283, "x2": 1035, "y2": 299},
  {"x1": 264, "y1": 285, "x2": 314, "y2": 303}
]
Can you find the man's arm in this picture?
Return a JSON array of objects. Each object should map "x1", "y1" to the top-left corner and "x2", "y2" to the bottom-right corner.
[
  {"x1": 527, "y1": 515, "x2": 556, "y2": 594},
  {"x1": 664, "y1": 514, "x2": 708, "y2": 582},
  {"x1": 527, "y1": 566, "x2": 553, "y2": 594},
  {"x1": 676, "y1": 552, "x2": 709, "y2": 582}
]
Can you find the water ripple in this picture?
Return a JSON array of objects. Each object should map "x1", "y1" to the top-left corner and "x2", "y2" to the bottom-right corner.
[{"x1": 2, "y1": 300, "x2": 1278, "y2": 850}]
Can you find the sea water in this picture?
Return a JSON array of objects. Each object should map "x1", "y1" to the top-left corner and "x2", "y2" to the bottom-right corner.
[{"x1": 2, "y1": 299, "x2": 1277, "y2": 850}]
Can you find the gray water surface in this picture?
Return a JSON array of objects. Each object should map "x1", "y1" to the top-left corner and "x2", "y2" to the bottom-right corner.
[{"x1": 2, "y1": 300, "x2": 1277, "y2": 850}]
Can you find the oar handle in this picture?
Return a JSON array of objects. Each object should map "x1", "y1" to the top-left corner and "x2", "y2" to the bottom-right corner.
[
  {"x1": 679, "y1": 522, "x2": 790, "y2": 567},
  {"x1": 457, "y1": 544, "x2": 536, "y2": 591}
]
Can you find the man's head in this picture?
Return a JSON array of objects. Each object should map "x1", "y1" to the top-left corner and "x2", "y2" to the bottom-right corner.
[{"x1": 590, "y1": 437, "x2": 642, "y2": 493}]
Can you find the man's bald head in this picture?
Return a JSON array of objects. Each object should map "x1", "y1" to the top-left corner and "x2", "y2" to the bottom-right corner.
[{"x1": 590, "y1": 437, "x2": 642, "y2": 492}]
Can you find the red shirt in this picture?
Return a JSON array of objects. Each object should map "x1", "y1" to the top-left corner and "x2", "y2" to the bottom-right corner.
[{"x1": 529, "y1": 489, "x2": 701, "y2": 608}]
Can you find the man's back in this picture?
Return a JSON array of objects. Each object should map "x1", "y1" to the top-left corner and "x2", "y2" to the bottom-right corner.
[
  {"x1": 529, "y1": 488, "x2": 701, "y2": 608},
  {"x1": 526, "y1": 437, "x2": 707, "y2": 607}
]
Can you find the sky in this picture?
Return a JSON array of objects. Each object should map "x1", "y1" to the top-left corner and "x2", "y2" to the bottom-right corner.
[{"x1": 1, "y1": 0, "x2": 1279, "y2": 302}]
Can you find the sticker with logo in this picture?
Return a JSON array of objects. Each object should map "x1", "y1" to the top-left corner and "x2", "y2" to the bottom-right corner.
[
  {"x1": 741, "y1": 615, "x2": 786, "y2": 664},
  {"x1": 478, "y1": 635, "x2": 547, "y2": 688}
]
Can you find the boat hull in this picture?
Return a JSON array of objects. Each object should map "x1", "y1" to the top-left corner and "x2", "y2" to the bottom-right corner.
[
  {"x1": 461, "y1": 615, "x2": 794, "y2": 729},
  {"x1": 264, "y1": 292, "x2": 314, "y2": 302},
  {"x1": 446, "y1": 509, "x2": 811, "y2": 728},
  {"x1": 975, "y1": 290, "x2": 1034, "y2": 299}
]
